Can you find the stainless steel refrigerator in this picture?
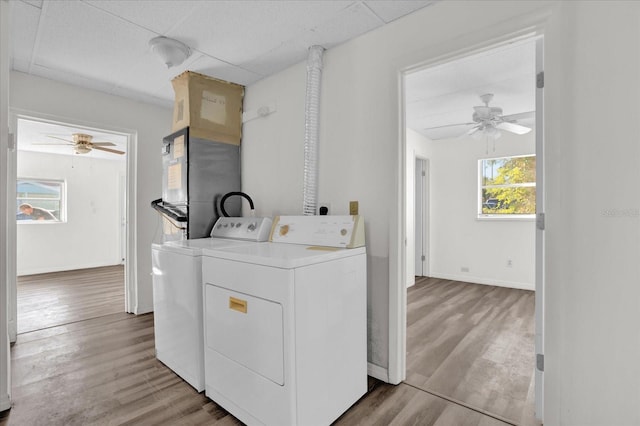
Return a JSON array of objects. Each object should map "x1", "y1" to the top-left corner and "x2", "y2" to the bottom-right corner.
[{"x1": 152, "y1": 127, "x2": 240, "y2": 241}]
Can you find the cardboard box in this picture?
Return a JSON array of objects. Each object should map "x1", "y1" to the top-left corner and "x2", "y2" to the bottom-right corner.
[{"x1": 171, "y1": 71, "x2": 244, "y2": 145}]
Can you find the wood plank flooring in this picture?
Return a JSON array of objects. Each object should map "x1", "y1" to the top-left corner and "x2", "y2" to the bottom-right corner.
[
  {"x1": 406, "y1": 277, "x2": 540, "y2": 426},
  {"x1": 17, "y1": 265, "x2": 125, "y2": 333},
  {"x1": 1, "y1": 268, "x2": 533, "y2": 425}
]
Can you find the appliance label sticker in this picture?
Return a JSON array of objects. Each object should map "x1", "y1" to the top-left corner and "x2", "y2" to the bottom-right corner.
[
  {"x1": 201, "y1": 91, "x2": 227, "y2": 125},
  {"x1": 173, "y1": 135, "x2": 185, "y2": 159},
  {"x1": 167, "y1": 163, "x2": 182, "y2": 190}
]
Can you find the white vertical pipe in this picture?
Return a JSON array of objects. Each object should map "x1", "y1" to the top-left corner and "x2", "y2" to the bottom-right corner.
[{"x1": 303, "y1": 45, "x2": 324, "y2": 215}]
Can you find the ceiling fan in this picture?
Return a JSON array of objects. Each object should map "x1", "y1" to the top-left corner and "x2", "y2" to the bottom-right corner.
[
  {"x1": 424, "y1": 93, "x2": 533, "y2": 140},
  {"x1": 34, "y1": 133, "x2": 125, "y2": 155}
]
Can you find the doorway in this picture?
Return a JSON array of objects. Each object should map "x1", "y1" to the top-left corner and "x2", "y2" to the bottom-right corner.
[
  {"x1": 8, "y1": 115, "x2": 133, "y2": 338},
  {"x1": 401, "y1": 35, "x2": 543, "y2": 424}
]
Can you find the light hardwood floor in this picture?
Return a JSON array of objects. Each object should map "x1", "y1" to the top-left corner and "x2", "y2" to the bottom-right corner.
[
  {"x1": 16, "y1": 265, "x2": 125, "y2": 333},
  {"x1": 1, "y1": 268, "x2": 529, "y2": 425},
  {"x1": 406, "y1": 277, "x2": 540, "y2": 426}
]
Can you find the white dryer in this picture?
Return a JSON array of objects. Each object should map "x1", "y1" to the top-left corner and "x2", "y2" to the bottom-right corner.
[
  {"x1": 202, "y1": 215, "x2": 367, "y2": 425},
  {"x1": 151, "y1": 217, "x2": 272, "y2": 392}
]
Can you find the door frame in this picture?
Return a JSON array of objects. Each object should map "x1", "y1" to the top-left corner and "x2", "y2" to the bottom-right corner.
[
  {"x1": 7, "y1": 111, "x2": 138, "y2": 341},
  {"x1": 391, "y1": 23, "x2": 547, "y2": 420}
]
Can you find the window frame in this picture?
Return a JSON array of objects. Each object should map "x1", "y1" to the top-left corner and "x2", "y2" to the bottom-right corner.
[
  {"x1": 477, "y1": 154, "x2": 536, "y2": 220},
  {"x1": 16, "y1": 177, "x2": 67, "y2": 223}
]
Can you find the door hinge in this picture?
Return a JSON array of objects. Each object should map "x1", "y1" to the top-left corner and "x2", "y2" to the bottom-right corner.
[
  {"x1": 536, "y1": 212, "x2": 545, "y2": 231},
  {"x1": 421, "y1": 255, "x2": 426, "y2": 261},
  {"x1": 422, "y1": 170, "x2": 426, "y2": 177},
  {"x1": 536, "y1": 353, "x2": 544, "y2": 372},
  {"x1": 8, "y1": 132, "x2": 15, "y2": 151},
  {"x1": 536, "y1": 71, "x2": 544, "y2": 89}
]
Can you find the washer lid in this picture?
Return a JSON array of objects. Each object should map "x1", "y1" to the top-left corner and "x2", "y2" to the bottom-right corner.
[
  {"x1": 152, "y1": 237, "x2": 257, "y2": 256},
  {"x1": 202, "y1": 242, "x2": 366, "y2": 269}
]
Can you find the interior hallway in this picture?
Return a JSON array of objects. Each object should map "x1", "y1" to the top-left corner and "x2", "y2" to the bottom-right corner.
[{"x1": 2, "y1": 268, "x2": 530, "y2": 425}]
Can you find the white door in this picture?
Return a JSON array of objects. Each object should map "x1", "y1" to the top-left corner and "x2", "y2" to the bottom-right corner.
[{"x1": 534, "y1": 35, "x2": 545, "y2": 421}]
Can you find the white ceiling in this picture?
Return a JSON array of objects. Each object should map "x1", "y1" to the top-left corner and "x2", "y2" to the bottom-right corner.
[
  {"x1": 10, "y1": 0, "x2": 534, "y2": 156},
  {"x1": 10, "y1": 0, "x2": 435, "y2": 108},
  {"x1": 406, "y1": 37, "x2": 536, "y2": 140},
  {"x1": 10, "y1": 0, "x2": 436, "y2": 158},
  {"x1": 17, "y1": 118, "x2": 128, "y2": 161}
]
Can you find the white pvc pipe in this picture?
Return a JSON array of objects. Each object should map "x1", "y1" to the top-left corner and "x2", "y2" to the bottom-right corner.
[{"x1": 303, "y1": 45, "x2": 325, "y2": 216}]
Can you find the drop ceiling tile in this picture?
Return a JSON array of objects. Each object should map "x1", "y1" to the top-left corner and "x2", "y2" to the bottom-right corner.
[
  {"x1": 21, "y1": 0, "x2": 44, "y2": 9},
  {"x1": 364, "y1": 0, "x2": 434, "y2": 23},
  {"x1": 10, "y1": 0, "x2": 40, "y2": 72},
  {"x1": 34, "y1": 1, "x2": 157, "y2": 87},
  {"x1": 241, "y1": 38, "x2": 310, "y2": 78},
  {"x1": 168, "y1": 1, "x2": 350, "y2": 66},
  {"x1": 299, "y1": 2, "x2": 384, "y2": 49},
  {"x1": 84, "y1": 0, "x2": 202, "y2": 34}
]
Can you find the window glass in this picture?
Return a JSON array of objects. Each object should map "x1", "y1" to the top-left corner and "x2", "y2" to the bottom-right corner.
[
  {"x1": 17, "y1": 178, "x2": 65, "y2": 222},
  {"x1": 480, "y1": 155, "x2": 535, "y2": 216}
]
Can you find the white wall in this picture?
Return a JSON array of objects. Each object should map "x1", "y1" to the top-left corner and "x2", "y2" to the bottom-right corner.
[
  {"x1": 10, "y1": 71, "x2": 173, "y2": 314},
  {"x1": 0, "y1": 0, "x2": 12, "y2": 413},
  {"x1": 243, "y1": 0, "x2": 552, "y2": 376},
  {"x1": 427, "y1": 131, "x2": 536, "y2": 290},
  {"x1": 16, "y1": 151, "x2": 125, "y2": 275},
  {"x1": 243, "y1": 0, "x2": 640, "y2": 423},
  {"x1": 544, "y1": 2, "x2": 640, "y2": 424}
]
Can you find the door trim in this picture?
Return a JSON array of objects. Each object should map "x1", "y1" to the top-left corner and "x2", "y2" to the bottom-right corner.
[{"x1": 7, "y1": 111, "x2": 138, "y2": 342}]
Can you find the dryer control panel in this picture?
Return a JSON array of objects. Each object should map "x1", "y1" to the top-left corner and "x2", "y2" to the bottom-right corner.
[
  {"x1": 269, "y1": 215, "x2": 365, "y2": 248},
  {"x1": 211, "y1": 217, "x2": 273, "y2": 241}
]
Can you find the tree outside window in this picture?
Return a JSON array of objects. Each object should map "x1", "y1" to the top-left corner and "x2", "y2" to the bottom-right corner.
[
  {"x1": 17, "y1": 178, "x2": 65, "y2": 222},
  {"x1": 480, "y1": 155, "x2": 535, "y2": 216}
]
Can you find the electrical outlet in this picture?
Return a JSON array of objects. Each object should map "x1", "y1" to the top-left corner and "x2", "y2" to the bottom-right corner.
[
  {"x1": 461, "y1": 267, "x2": 470, "y2": 273},
  {"x1": 507, "y1": 259, "x2": 513, "y2": 267}
]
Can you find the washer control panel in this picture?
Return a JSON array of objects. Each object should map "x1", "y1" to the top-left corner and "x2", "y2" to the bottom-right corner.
[{"x1": 211, "y1": 217, "x2": 273, "y2": 241}]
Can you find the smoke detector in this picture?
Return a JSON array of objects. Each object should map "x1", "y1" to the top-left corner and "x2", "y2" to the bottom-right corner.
[{"x1": 149, "y1": 36, "x2": 191, "y2": 68}]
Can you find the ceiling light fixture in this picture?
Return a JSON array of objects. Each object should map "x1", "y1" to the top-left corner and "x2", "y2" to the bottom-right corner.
[{"x1": 149, "y1": 36, "x2": 191, "y2": 68}]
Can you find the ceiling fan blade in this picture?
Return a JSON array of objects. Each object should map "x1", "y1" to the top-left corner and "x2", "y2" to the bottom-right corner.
[
  {"x1": 47, "y1": 135, "x2": 75, "y2": 143},
  {"x1": 502, "y1": 111, "x2": 535, "y2": 122},
  {"x1": 424, "y1": 122, "x2": 475, "y2": 131},
  {"x1": 496, "y1": 121, "x2": 532, "y2": 135},
  {"x1": 467, "y1": 125, "x2": 482, "y2": 136},
  {"x1": 91, "y1": 142, "x2": 117, "y2": 147},
  {"x1": 92, "y1": 145, "x2": 125, "y2": 155},
  {"x1": 31, "y1": 141, "x2": 74, "y2": 146}
]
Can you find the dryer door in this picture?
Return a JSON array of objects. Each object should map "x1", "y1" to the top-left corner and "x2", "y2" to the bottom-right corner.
[{"x1": 205, "y1": 284, "x2": 284, "y2": 385}]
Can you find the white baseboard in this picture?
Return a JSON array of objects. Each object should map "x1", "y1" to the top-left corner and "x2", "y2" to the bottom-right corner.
[
  {"x1": 428, "y1": 272, "x2": 534, "y2": 291},
  {"x1": 17, "y1": 261, "x2": 122, "y2": 277},
  {"x1": 134, "y1": 303, "x2": 153, "y2": 315},
  {"x1": 367, "y1": 362, "x2": 389, "y2": 382}
]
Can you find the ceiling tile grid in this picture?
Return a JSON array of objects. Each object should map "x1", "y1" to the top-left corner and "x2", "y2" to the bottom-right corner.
[{"x1": 10, "y1": 0, "x2": 433, "y2": 109}]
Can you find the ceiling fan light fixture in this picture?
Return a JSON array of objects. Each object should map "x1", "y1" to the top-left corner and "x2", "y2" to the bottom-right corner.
[
  {"x1": 74, "y1": 144, "x2": 91, "y2": 155},
  {"x1": 149, "y1": 36, "x2": 191, "y2": 68}
]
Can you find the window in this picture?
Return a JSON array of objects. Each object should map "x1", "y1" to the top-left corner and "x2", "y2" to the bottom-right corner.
[
  {"x1": 17, "y1": 178, "x2": 65, "y2": 222},
  {"x1": 479, "y1": 155, "x2": 535, "y2": 217}
]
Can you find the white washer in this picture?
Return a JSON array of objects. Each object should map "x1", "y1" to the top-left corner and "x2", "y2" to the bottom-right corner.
[
  {"x1": 202, "y1": 240, "x2": 367, "y2": 425},
  {"x1": 151, "y1": 217, "x2": 272, "y2": 392}
]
